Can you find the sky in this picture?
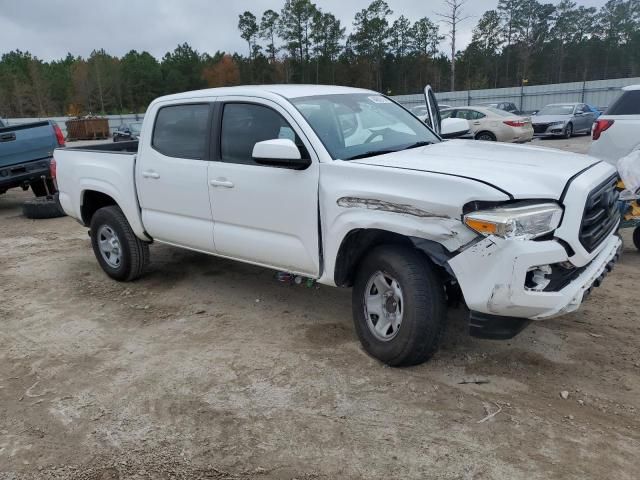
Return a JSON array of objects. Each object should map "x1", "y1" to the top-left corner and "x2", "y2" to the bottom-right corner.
[{"x1": 0, "y1": 0, "x2": 608, "y2": 61}]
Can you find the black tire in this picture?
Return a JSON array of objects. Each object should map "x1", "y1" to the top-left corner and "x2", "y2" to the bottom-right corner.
[
  {"x1": 22, "y1": 195, "x2": 66, "y2": 219},
  {"x1": 564, "y1": 123, "x2": 573, "y2": 139},
  {"x1": 351, "y1": 245, "x2": 447, "y2": 367},
  {"x1": 90, "y1": 206, "x2": 149, "y2": 281},
  {"x1": 476, "y1": 131, "x2": 496, "y2": 141},
  {"x1": 31, "y1": 179, "x2": 57, "y2": 197},
  {"x1": 633, "y1": 227, "x2": 640, "y2": 251}
]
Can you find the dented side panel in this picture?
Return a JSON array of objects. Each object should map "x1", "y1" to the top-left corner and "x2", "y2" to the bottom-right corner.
[{"x1": 317, "y1": 160, "x2": 509, "y2": 286}]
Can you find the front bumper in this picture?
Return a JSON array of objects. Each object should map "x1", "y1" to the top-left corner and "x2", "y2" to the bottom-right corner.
[
  {"x1": 533, "y1": 124, "x2": 567, "y2": 137},
  {"x1": 448, "y1": 233, "x2": 621, "y2": 320}
]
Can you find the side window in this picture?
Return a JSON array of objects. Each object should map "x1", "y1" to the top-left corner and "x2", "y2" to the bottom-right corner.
[
  {"x1": 440, "y1": 110, "x2": 454, "y2": 119},
  {"x1": 458, "y1": 110, "x2": 485, "y2": 120},
  {"x1": 152, "y1": 104, "x2": 210, "y2": 159},
  {"x1": 606, "y1": 91, "x2": 640, "y2": 115},
  {"x1": 220, "y1": 103, "x2": 306, "y2": 165}
]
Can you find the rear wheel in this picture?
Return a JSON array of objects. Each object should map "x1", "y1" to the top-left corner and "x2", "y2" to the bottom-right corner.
[
  {"x1": 476, "y1": 131, "x2": 496, "y2": 141},
  {"x1": 352, "y1": 245, "x2": 447, "y2": 367},
  {"x1": 633, "y1": 227, "x2": 640, "y2": 251},
  {"x1": 90, "y1": 206, "x2": 149, "y2": 281}
]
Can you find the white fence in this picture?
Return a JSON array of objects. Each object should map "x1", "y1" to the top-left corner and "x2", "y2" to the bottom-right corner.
[
  {"x1": 3, "y1": 113, "x2": 146, "y2": 138},
  {"x1": 392, "y1": 77, "x2": 640, "y2": 112}
]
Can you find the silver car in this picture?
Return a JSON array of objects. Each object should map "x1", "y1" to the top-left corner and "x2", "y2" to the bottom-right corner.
[{"x1": 532, "y1": 103, "x2": 596, "y2": 138}]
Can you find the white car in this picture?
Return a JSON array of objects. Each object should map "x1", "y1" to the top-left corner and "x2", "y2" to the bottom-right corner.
[
  {"x1": 589, "y1": 85, "x2": 640, "y2": 166},
  {"x1": 54, "y1": 85, "x2": 621, "y2": 366},
  {"x1": 441, "y1": 106, "x2": 533, "y2": 143}
]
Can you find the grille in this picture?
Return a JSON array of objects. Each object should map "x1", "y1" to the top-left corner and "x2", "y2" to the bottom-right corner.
[
  {"x1": 533, "y1": 123, "x2": 550, "y2": 134},
  {"x1": 579, "y1": 174, "x2": 620, "y2": 252}
]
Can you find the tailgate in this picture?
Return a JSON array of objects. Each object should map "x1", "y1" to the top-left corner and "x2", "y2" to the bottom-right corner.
[{"x1": 0, "y1": 122, "x2": 58, "y2": 168}]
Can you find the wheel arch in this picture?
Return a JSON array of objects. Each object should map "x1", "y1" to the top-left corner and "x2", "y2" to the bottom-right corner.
[
  {"x1": 333, "y1": 228, "x2": 456, "y2": 287},
  {"x1": 79, "y1": 186, "x2": 151, "y2": 242},
  {"x1": 81, "y1": 189, "x2": 118, "y2": 226},
  {"x1": 475, "y1": 130, "x2": 496, "y2": 141}
]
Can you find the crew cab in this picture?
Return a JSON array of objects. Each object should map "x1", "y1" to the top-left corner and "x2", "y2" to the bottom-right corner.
[{"x1": 54, "y1": 85, "x2": 621, "y2": 366}]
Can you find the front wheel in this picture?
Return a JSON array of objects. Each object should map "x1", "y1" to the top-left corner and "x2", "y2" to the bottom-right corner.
[
  {"x1": 352, "y1": 245, "x2": 447, "y2": 367},
  {"x1": 633, "y1": 227, "x2": 640, "y2": 251},
  {"x1": 564, "y1": 123, "x2": 573, "y2": 139},
  {"x1": 90, "y1": 206, "x2": 149, "y2": 281}
]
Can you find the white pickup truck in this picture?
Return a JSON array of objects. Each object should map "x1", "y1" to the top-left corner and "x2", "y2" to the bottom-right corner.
[{"x1": 54, "y1": 85, "x2": 621, "y2": 366}]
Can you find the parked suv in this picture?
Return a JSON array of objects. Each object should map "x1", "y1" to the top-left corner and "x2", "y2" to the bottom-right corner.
[{"x1": 589, "y1": 85, "x2": 640, "y2": 166}]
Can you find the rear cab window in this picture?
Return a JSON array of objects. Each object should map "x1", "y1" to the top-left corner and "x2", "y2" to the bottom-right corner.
[
  {"x1": 152, "y1": 104, "x2": 211, "y2": 159},
  {"x1": 606, "y1": 90, "x2": 640, "y2": 115}
]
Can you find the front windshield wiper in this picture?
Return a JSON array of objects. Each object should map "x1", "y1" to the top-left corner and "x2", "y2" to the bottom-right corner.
[
  {"x1": 401, "y1": 141, "x2": 432, "y2": 150},
  {"x1": 343, "y1": 141, "x2": 433, "y2": 161},
  {"x1": 344, "y1": 150, "x2": 398, "y2": 161}
]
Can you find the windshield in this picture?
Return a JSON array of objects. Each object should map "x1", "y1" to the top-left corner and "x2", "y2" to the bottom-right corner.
[
  {"x1": 130, "y1": 122, "x2": 142, "y2": 134},
  {"x1": 290, "y1": 93, "x2": 440, "y2": 160},
  {"x1": 538, "y1": 105, "x2": 575, "y2": 116}
]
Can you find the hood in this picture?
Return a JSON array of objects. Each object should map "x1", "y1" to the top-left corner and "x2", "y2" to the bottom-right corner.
[
  {"x1": 532, "y1": 114, "x2": 571, "y2": 124},
  {"x1": 352, "y1": 140, "x2": 599, "y2": 200}
]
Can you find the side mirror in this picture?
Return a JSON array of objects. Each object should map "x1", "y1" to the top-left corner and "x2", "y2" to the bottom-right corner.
[
  {"x1": 423, "y1": 85, "x2": 442, "y2": 135},
  {"x1": 440, "y1": 118, "x2": 470, "y2": 139},
  {"x1": 252, "y1": 139, "x2": 311, "y2": 170}
]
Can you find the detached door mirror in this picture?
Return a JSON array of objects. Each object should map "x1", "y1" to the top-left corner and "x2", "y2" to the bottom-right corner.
[
  {"x1": 423, "y1": 85, "x2": 442, "y2": 135},
  {"x1": 440, "y1": 118, "x2": 470, "y2": 139},
  {"x1": 252, "y1": 139, "x2": 311, "y2": 170}
]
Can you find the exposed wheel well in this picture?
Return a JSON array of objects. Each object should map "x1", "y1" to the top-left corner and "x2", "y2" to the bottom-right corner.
[
  {"x1": 81, "y1": 190, "x2": 117, "y2": 226},
  {"x1": 333, "y1": 228, "x2": 455, "y2": 288}
]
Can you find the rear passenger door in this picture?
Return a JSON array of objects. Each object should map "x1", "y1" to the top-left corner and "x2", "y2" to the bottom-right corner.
[
  {"x1": 136, "y1": 101, "x2": 216, "y2": 252},
  {"x1": 208, "y1": 97, "x2": 320, "y2": 276}
]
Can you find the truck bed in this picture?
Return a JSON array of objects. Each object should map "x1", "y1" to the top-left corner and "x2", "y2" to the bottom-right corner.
[{"x1": 55, "y1": 142, "x2": 148, "y2": 240}]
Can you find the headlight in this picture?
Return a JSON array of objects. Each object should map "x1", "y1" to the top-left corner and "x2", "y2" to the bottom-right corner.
[
  {"x1": 464, "y1": 202, "x2": 563, "y2": 239},
  {"x1": 550, "y1": 121, "x2": 566, "y2": 126}
]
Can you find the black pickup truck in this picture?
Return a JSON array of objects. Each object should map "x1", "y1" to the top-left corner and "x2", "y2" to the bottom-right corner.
[{"x1": 0, "y1": 119, "x2": 66, "y2": 218}]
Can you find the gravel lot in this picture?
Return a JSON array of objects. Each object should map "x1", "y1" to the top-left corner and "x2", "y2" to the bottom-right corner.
[{"x1": 1, "y1": 135, "x2": 639, "y2": 479}]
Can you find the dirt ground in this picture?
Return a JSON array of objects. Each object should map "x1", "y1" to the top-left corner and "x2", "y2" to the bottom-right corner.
[{"x1": 1, "y1": 136, "x2": 639, "y2": 479}]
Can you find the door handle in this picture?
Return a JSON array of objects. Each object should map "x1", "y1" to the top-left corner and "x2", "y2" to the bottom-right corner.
[
  {"x1": 142, "y1": 170, "x2": 160, "y2": 179},
  {"x1": 472, "y1": 121, "x2": 481, "y2": 125},
  {"x1": 209, "y1": 178, "x2": 234, "y2": 188}
]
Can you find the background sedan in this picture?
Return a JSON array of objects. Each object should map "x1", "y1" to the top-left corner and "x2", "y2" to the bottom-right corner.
[
  {"x1": 440, "y1": 106, "x2": 533, "y2": 143},
  {"x1": 532, "y1": 103, "x2": 596, "y2": 138}
]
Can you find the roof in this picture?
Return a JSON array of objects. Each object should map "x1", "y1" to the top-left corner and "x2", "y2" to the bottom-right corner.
[
  {"x1": 622, "y1": 84, "x2": 640, "y2": 91},
  {"x1": 152, "y1": 84, "x2": 376, "y2": 104}
]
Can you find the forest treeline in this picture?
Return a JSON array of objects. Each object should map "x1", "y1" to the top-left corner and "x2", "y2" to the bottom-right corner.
[{"x1": 1, "y1": 0, "x2": 639, "y2": 117}]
